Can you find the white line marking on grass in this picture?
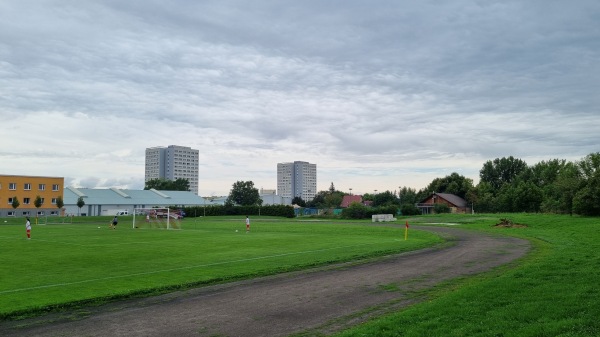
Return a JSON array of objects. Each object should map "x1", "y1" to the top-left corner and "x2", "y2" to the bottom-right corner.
[
  {"x1": 23, "y1": 238, "x2": 91, "y2": 247},
  {"x1": 11, "y1": 237, "x2": 161, "y2": 247},
  {"x1": 0, "y1": 241, "x2": 387, "y2": 295}
]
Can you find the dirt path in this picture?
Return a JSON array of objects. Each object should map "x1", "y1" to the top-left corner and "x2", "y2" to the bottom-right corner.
[{"x1": 0, "y1": 226, "x2": 530, "y2": 337}]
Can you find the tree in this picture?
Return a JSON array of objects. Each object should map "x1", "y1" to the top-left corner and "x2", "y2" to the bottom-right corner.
[
  {"x1": 55, "y1": 196, "x2": 64, "y2": 216},
  {"x1": 34, "y1": 195, "x2": 43, "y2": 217},
  {"x1": 529, "y1": 160, "x2": 580, "y2": 214},
  {"x1": 226, "y1": 181, "x2": 262, "y2": 206},
  {"x1": 573, "y1": 184, "x2": 600, "y2": 216},
  {"x1": 323, "y1": 193, "x2": 343, "y2": 208},
  {"x1": 553, "y1": 162, "x2": 580, "y2": 215},
  {"x1": 11, "y1": 196, "x2": 20, "y2": 210},
  {"x1": 171, "y1": 178, "x2": 191, "y2": 191},
  {"x1": 371, "y1": 191, "x2": 400, "y2": 207},
  {"x1": 398, "y1": 186, "x2": 418, "y2": 206},
  {"x1": 433, "y1": 203, "x2": 451, "y2": 214},
  {"x1": 421, "y1": 172, "x2": 474, "y2": 200},
  {"x1": 469, "y1": 182, "x2": 497, "y2": 213},
  {"x1": 144, "y1": 178, "x2": 190, "y2": 191},
  {"x1": 572, "y1": 152, "x2": 600, "y2": 216},
  {"x1": 291, "y1": 196, "x2": 306, "y2": 207},
  {"x1": 306, "y1": 191, "x2": 326, "y2": 208},
  {"x1": 342, "y1": 202, "x2": 369, "y2": 219},
  {"x1": 306, "y1": 184, "x2": 346, "y2": 208},
  {"x1": 328, "y1": 182, "x2": 336, "y2": 194},
  {"x1": 77, "y1": 196, "x2": 85, "y2": 216},
  {"x1": 513, "y1": 181, "x2": 543, "y2": 213},
  {"x1": 480, "y1": 156, "x2": 528, "y2": 192},
  {"x1": 400, "y1": 204, "x2": 421, "y2": 216},
  {"x1": 523, "y1": 159, "x2": 566, "y2": 188},
  {"x1": 495, "y1": 184, "x2": 517, "y2": 212}
]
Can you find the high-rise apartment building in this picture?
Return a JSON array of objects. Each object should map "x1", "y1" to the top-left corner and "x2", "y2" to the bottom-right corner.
[
  {"x1": 145, "y1": 145, "x2": 199, "y2": 195},
  {"x1": 277, "y1": 161, "x2": 317, "y2": 201}
]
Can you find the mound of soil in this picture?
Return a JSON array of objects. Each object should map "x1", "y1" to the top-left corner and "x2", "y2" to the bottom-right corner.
[{"x1": 495, "y1": 218, "x2": 528, "y2": 228}]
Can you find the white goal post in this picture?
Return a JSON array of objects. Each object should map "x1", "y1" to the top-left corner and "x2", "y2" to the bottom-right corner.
[
  {"x1": 133, "y1": 208, "x2": 182, "y2": 229},
  {"x1": 39, "y1": 215, "x2": 74, "y2": 225}
]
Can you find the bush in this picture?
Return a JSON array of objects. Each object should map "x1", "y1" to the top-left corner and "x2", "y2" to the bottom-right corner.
[
  {"x1": 433, "y1": 203, "x2": 451, "y2": 214},
  {"x1": 341, "y1": 203, "x2": 368, "y2": 219},
  {"x1": 400, "y1": 204, "x2": 421, "y2": 216},
  {"x1": 375, "y1": 205, "x2": 399, "y2": 216},
  {"x1": 341, "y1": 203, "x2": 400, "y2": 220},
  {"x1": 183, "y1": 205, "x2": 295, "y2": 218}
]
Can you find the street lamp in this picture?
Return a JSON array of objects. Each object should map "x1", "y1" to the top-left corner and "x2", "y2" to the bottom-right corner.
[{"x1": 349, "y1": 188, "x2": 352, "y2": 195}]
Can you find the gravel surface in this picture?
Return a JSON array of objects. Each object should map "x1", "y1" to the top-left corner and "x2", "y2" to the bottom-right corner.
[{"x1": 0, "y1": 225, "x2": 530, "y2": 337}]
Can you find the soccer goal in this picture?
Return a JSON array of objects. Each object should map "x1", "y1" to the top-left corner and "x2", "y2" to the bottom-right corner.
[
  {"x1": 133, "y1": 208, "x2": 181, "y2": 229},
  {"x1": 40, "y1": 215, "x2": 74, "y2": 225}
]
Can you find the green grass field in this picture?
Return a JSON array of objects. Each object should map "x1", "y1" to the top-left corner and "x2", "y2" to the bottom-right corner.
[
  {"x1": 3, "y1": 214, "x2": 599, "y2": 336},
  {"x1": 0, "y1": 216, "x2": 440, "y2": 320},
  {"x1": 332, "y1": 213, "x2": 600, "y2": 337}
]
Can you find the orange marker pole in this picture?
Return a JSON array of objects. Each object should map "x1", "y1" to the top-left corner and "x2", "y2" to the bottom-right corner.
[{"x1": 404, "y1": 221, "x2": 409, "y2": 240}]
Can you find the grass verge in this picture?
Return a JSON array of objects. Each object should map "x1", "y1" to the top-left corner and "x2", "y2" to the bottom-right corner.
[{"x1": 333, "y1": 213, "x2": 600, "y2": 337}]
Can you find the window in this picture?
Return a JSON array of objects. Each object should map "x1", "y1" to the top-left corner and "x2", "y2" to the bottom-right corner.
[
  {"x1": 23, "y1": 197, "x2": 30, "y2": 204},
  {"x1": 24, "y1": 183, "x2": 31, "y2": 190},
  {"x1": 8, "y1": 197, "x2": 13, "y2": 204},
  {"x1": 9, "y1": 183, "x2": 16, "y2": 190},
  {"x1": 52, "y1": 198, "x2": 57, "y2": 204},
  {"x1": 40, "y1": 198, "x2": 45, "y2": 204},
  {"x1": 39, "y1": 184, "x2": 46, "y2": 191},
  {"x1": 37, "y1": 211, "x2": 45, "y2": 216},
  {"x1": 7, "y1": 211, "x2": 15, "y2": 216},
  {"x1": 52, "y1": 184, "x2": 60, "y2": 191},
  {"x1": 50, "y1": 211, "x2": 58, "y2": 215}
]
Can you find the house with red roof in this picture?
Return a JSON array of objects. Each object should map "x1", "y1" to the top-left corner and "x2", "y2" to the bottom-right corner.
[
  {"x1": 340, "y1": 195, "x2": 364, "y2": 208},
  {"x1": 416, "y1": 192, "x2": 471, "y2": 214}
]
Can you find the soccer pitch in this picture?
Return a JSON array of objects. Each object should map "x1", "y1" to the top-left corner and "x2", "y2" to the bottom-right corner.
[{"x1": 0, "y1": 216, "x2": 442, "y2": 318}]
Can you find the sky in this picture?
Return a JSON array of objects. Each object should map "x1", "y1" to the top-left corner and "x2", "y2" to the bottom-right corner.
[{"x1": 1, "y1": 1, "x2": 599, "y2": 197}]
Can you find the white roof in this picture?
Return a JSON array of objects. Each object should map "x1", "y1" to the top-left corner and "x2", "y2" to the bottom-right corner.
[{"x1": 64, "y1": 187, "x2": 206, "y2": 206}]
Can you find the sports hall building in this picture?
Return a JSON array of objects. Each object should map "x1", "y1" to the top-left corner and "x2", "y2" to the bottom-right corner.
[{"x1": 63, "y1": 187, "x2": 205, "y2": 216}]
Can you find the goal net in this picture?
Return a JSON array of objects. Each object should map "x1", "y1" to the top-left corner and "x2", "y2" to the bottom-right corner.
[
  {"x1": 133, "y1": 208, "x2": 182, "y2": 229},
  {"x1": 40, "y1": 215, "x2": 74, "y2": 225}
]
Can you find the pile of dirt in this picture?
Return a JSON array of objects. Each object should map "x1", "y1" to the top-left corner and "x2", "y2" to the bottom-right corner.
[{"x1": 494, "y1": 218, "x2": 528, "y2": 228}]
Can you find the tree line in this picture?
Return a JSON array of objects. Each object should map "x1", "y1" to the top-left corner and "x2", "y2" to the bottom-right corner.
[
  {"x1": 469, "y1": 153, "x2": 600, "y2": 215},
  {"x1": 301, "y1": 152, "x2": 600, "y2": 216}
]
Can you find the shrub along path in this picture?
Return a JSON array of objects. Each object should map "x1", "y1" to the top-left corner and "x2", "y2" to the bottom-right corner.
[{"x1": 0, "y1": 226, "x2": 530, "y2": 337}]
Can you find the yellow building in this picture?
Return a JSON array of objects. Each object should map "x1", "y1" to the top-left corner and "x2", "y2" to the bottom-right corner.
[{"x1": 0, "y1": 175, "x2": 65, "y2": 217}]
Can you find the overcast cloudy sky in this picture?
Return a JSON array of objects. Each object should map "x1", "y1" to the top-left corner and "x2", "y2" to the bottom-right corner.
[{"x1": 1, "y1": 1, "x2": 599, "y2": 196}]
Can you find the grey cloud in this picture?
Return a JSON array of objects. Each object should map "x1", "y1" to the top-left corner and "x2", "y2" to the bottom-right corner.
[{"x1": 1, "y1": 0, "x2": 599, "y2": 194}]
